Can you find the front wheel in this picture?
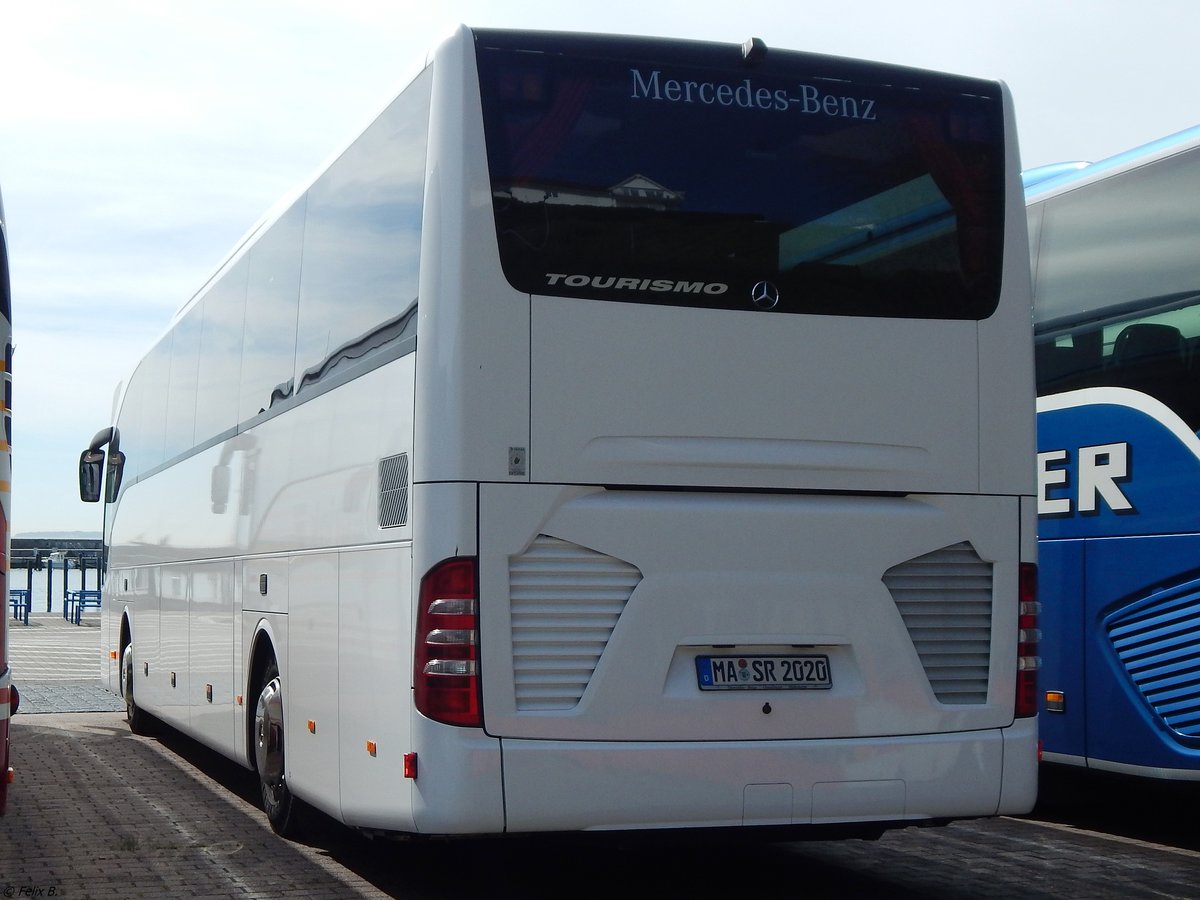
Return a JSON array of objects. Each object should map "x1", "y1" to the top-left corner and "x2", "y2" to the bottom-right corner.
[
  {"x1": 120, "y1": 643, "x2": 155, "y2": 736},
  {"x1": 254, "y1": 660, "x2": 303, "y2": 837}
]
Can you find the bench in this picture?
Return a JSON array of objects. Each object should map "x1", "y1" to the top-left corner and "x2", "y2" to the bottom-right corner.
[
  {"x1": 67, "y1": 589, "x2": 103, "y2": 625},
  {"x1": 9, "y1": 589, "x2": 30, "y2": 626}
]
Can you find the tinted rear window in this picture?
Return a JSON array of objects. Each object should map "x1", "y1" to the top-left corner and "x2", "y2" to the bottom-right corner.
[{"x1": 477, "y1": 35, "x2": 1006, "y2": 319}]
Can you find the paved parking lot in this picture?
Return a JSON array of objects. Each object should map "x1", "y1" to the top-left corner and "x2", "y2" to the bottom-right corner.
[
  {"x1": 6, "y1": 612, "x2": 122, "y2": 713},
  {"x1": 5, "y1": 611, "x2": 1200, "y2": 898}
]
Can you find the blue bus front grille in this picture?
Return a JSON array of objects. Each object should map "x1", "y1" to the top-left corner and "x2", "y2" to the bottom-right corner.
[{"x1": 1106, "y1": 582, "x2": 1200, "y2": 740}]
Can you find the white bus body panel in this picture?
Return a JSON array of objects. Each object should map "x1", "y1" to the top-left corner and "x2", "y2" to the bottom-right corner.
[
  {"x1": 501, "y1": 719, "x2": 1038, "y2": 832},
  {"x1": 105, "y1": 356, "x2": 416, "y2": 776},
  {"x1": 529, "y1": 299, "x2": 980, "y2": 495},
  {"x1": 336, "y1": 545, "x2": 418, "y2": 828},
  {"x1": 479, "y1": 485, "x2": 1019, "y2": 742},
  {"x1": 415, "y1": 29, "x2": 530, "y2": 488},
  {"x1": 981, "y1": 106, "x2": 1039, "y2": 495}
]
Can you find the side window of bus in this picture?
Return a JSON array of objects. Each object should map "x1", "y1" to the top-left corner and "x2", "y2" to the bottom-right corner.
[
  {"x1": 293, "y1": 70, "x2": 430, "y2": 397},
  {"x1": 1106, "y1": 319, "x2": 1190, "y2": 421},
  {"x1": 1034, "y1": 330, "x2": 1101, "y2": 397},
  {"x1": 241, "y1": 198, "x2": 304, "y2": 421},
  {"x1": 194, "y1": 258, "x2": 249, "y2": 446},
  {"x1": 1036, "y1": 299, "x2": 1200, "y2": 429}
]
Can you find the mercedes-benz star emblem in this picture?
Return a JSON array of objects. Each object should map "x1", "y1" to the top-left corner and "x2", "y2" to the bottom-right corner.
[{"x1": 750, "y1": 281, "x2": 780, "y2": 310}]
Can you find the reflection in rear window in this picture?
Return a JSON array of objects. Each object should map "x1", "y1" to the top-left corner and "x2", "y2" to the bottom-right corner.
[{"x1": 476, "y1": 35, "x2": 1006, "y2": 319}]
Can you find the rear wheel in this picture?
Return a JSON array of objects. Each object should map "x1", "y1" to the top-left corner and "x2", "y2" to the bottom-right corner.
[
  {"x1": 254, "y1": 659, "x2": 302, "y2": 837},
  {"x1": 120, "y1": 643, "x2": 154, "y2": 736}
]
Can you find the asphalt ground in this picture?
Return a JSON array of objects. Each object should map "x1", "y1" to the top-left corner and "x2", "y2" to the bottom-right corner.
[{"x1": 5, "y1": 611, "x2": 1200, "y2": 899}]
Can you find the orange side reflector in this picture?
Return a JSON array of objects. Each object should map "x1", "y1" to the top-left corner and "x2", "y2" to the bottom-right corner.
[
  {"x1": 236, "y1": 695, "x2": 243, "y2": 706},
  {"x1": 307, "y1": 719, "x2": 316, "y2": 734},
  {"x1": 366, "y1": 740, "x2": 377, "y2": 757},
  {"x1": 109, "y1": 650, "x2": 118, "y2": 660}
]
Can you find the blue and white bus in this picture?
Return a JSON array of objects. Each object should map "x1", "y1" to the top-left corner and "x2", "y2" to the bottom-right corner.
[
  {"x1": 80, "y1": 27, "x2": 1038, "y2": 839},
  {"x1": 1029, "y1": 125, "x2": 1200, "y2": 779}
]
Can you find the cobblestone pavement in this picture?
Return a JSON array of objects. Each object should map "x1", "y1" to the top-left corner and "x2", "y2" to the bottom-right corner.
[
  {"x1": 4, "y1": 713, "x2": 391, "y2": 899},
  {"x1": 7, "y1": 612, "x2": 122, "y2": 713}
]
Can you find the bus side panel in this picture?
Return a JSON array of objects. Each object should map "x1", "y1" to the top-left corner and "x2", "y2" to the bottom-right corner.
[
  {"x1": 286, "y1": 551, "x2": 342, "y2": 820},
  {"x1": 416, "y1": 28, "x2": 531, "y2": 488},
  {"x1": 188, "y1": 560, "x2": 239, "y2": 760},
  {"x1": 338, "y1": 545, "x2": 417, "y2": 830},
  {"x1": 101, "y1": 582, "x2": 118, "y2": 691},
  {"x1": 159, "y1": 565, "x2": 190, "y2": 723},
  {"x1": 130, "y1": 566, "x2": 165, "y2": 716},
  {"x1": 978, "y1": 83, "x2": 1037, "y2": 499},
  {"x1": 1037, "y1": 393, "x2": 1200, "y2": 775},
  {"x1": 1037, "y1": 538, "x2": 1086, "y2": 763},
  {"x1": 1083, "y1": 534, "x2": 1200, "y2": 773}
]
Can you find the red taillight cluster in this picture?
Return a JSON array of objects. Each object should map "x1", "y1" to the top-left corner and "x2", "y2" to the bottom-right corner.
[
  {"x1": 414, "y1": 558, "x2": 482, "y2": 728},
  {"x1": 1016, "y1": 563, "x2": 1041, "y2": 718}
]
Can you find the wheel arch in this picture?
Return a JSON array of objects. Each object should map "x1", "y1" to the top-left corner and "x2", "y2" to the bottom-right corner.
[
  {"x1": 119, "y1": 608, "x2": 132, "y2": 653},
  {"x1": 245, "y1": 620, "x2": 281, "y2": 771}
]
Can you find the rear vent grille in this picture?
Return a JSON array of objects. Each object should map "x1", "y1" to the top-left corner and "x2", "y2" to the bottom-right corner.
[
  {"x1": 378, "y1": 453, "x2": 409, "y2": 528},
  {"x1": 883, "y1": 542, "x2": 993, "y2": 705},
  {"x1": 509, "y1": 535, "x2": 642, "y2": 711},
  {"x1": 1107, "y1": 582, "x2": 1200, "y2": 740}
]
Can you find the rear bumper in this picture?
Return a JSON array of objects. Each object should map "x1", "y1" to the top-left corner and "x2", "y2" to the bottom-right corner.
[{"x1": 499, "y1": 718, "x2": 1038, "y2": 832}]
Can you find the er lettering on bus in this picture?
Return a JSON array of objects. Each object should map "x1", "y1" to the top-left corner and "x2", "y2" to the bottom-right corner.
[{"x1": 1037, "y1": 442, "x2": 1133, "y2": 515}]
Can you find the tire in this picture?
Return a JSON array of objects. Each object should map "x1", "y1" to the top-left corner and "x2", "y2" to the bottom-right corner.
[
  {"x1": 121, "y1": 642, "x2": 155, "y2": 736},
  {"x1": 254, "y1": 659, "x2": 303, "y2": 837}
]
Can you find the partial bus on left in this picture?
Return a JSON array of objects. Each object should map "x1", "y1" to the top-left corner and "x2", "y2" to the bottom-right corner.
[{"x1": 0, "y1": 185, "x2": 16, "y2": 815}]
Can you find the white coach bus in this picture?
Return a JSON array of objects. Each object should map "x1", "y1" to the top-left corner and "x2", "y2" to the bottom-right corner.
[{"x1": 79, "y1": 27, "x2": 1038, "y2": 839}]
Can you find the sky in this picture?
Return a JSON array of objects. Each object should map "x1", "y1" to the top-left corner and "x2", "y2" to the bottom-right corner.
[{"x1": 2, "y1": 0, "x2": 1199, "y2": 534}]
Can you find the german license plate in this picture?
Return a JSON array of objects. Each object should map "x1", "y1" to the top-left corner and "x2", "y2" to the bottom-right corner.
[{"x1": 695, "y1": 654, "x2": 832, "y2": 691}]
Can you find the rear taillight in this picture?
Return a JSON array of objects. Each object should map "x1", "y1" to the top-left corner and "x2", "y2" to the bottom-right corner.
[
  {"x1": 1016, "y1": 563, "x2": 1040, "y2": 718},
  {"x1": 414, "y1": 558, "x2": 482, "y2": 728}
]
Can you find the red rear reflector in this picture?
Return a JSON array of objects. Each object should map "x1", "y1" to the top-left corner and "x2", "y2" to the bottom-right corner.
[
  {"x1": 404, "y1": 752, "x2": 418, "y2": 779},
  {"x1": 1016, "y1": 563, "x2": 1040, "y2": 718},
  {"x1": 414, "y1": 558, "x2": 482, "y2": 728}
]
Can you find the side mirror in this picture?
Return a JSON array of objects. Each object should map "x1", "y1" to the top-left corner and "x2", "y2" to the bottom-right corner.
[
  {"x1": 106, "y1": 450, "x2": 126, "y2": 503},
  {"x1": 79, "y1": 449, "x2": 105, "y2": 503},
  {"x1": 79, "y1": 426, "x2": 124, "y2": 504}
]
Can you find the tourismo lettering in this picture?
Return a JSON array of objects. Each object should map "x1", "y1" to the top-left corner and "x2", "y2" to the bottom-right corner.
[
  {"x1": 630, "y1": 68, "x2": 878, "y2": 121},
  {"x1": 545, "y1": 273, "x2": 729, "y2": 295}
]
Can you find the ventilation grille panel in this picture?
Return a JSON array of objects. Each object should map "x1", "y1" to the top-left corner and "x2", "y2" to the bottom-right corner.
[
  {"x1": 510, "y1": 535, "x2": 642, "y2": 711},
  {"x1": 1107, "y1": 583, "x2": 1200, "y2": 740},
  {"x1": 883, "y1": 542, "x2": 993, "y2": 705},
  {"x1": 378, "y1": 453, "x2": 409, "y2": 528}
]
